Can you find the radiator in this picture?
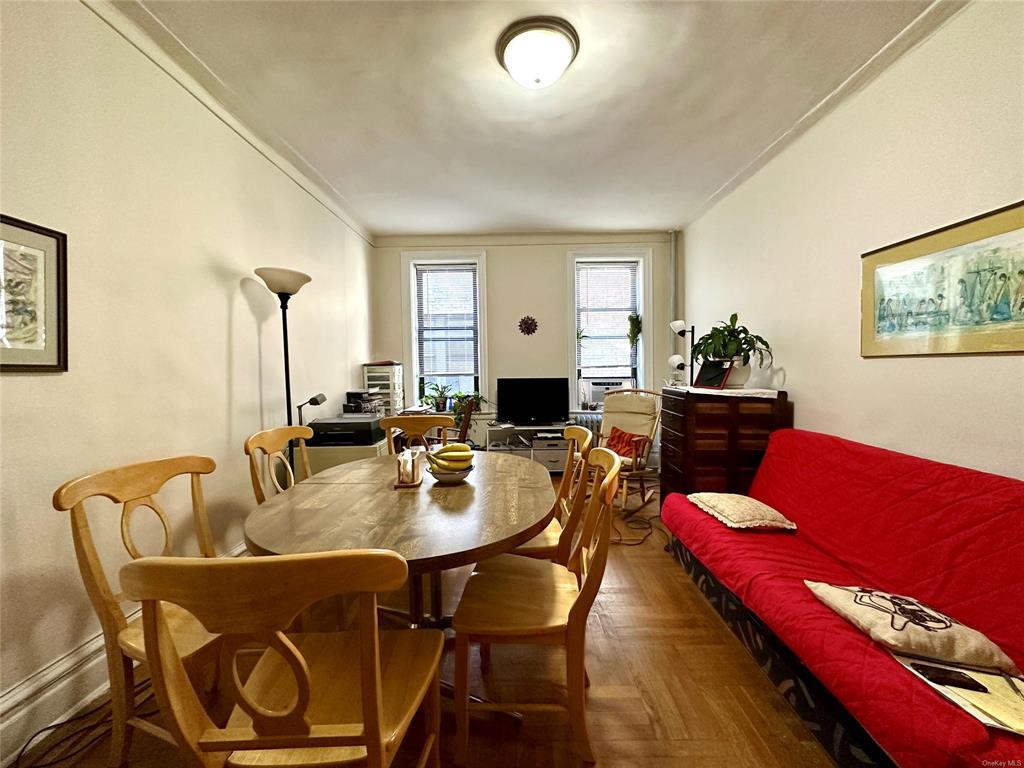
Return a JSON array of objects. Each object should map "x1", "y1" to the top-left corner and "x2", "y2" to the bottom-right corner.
[{"x1": 572, "y1": 411, "x2": 603, "y2": 433}]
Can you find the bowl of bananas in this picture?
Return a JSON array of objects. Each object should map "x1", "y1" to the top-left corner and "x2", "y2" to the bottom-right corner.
[{"x1": 424, "y1": 443, "x2": 474, "y2": 483}]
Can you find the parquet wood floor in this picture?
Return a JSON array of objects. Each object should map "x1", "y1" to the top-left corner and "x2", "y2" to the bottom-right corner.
[{"x1": 18, "y1": 515, "x2": 832, "y2": 768}]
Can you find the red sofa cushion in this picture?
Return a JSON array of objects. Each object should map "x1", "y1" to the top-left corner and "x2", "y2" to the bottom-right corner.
[{"x1": 662, "y1": 428, "x2": 1024, "y2": 768}]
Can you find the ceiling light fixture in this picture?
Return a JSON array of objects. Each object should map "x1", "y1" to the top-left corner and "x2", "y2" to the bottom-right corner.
[{"x1": 496, "y1": 16, "x2": 579, "y2": 90}]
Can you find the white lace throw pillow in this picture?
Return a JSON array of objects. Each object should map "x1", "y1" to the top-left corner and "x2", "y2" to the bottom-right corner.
[
  {"x1": 687, "y1": 492, "x2": 796, "y2": 530},
  {"x1": 805, "y1": 581, "x2": 1020, "y2": 674}
]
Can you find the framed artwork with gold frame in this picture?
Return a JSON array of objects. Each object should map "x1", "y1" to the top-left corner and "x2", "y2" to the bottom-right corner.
[{"x1": 861, "y1": 201, "x2": 1024, "y2": 357}]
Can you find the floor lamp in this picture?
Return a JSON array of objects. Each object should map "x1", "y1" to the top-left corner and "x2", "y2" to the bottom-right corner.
[
  {"x1": 668, "y1": 320, "x2": 695, "y2": 387},
  {"x1": 255, "y1": 267, "x2": 312, "y2": 466}
]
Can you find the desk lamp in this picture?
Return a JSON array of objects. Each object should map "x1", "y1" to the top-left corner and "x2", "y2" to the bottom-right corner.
[{"x1": 298, "y1": 393, "x2": 327, "y2": 426}]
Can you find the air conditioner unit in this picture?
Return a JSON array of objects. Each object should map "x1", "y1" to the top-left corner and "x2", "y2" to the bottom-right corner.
[{"x1": 587, "y1": 379, "x2": 629, "y2": 404}]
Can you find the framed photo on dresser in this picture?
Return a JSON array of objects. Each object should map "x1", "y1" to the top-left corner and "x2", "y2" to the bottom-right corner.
[{"x1": 693, "y1": 360, "x2": 733, "y2": 389}]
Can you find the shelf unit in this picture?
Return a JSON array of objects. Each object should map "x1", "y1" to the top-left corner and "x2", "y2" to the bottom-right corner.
[
  {"x1": 485, "y1": 424, "x2": 570, "y2": 473},
  {"x1": 363, "y1": 363, "x2": 404, "y2": 416}
]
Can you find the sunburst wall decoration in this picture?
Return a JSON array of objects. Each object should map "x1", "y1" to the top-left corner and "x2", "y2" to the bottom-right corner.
[{"x1": 518, "y1": 316, "x2": 538, "y2": 336}]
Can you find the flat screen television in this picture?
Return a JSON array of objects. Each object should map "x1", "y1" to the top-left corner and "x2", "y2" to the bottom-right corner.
[{"x1": 497, "y1": 377, "x2": 570, "y2": 426}]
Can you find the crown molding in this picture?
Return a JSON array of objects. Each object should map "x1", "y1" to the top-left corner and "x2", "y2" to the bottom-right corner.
[
  {"x1": 683, "y1": 0, "x2": 970, "y2": 228},
  {"x1": 81, "y1": 0, "x2": 375, "y2": 246}
]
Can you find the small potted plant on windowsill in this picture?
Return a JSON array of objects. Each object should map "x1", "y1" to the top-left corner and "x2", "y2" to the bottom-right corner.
[
  {"x1": 422, "y1": 382, "x2": 454, "y2": 412},
  {"x1": 691, "y1": 313, "x2": 772, "y2": 388}
]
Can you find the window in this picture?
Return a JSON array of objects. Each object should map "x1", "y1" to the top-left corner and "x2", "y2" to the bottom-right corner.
[
  {"x1": 574, "y1": 260, "x2": 640, "y2": 383},
  {"x1": 412, "y1": 263, "x2": 481, "y2": 402}
]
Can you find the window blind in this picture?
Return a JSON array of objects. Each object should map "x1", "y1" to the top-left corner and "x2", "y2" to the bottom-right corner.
[
  {"x1": 414, "y1": 263, "x2": 480, "y2": 398},
  {"x1": 575, "y1": 261, "x2": 639, "y2": 381}
]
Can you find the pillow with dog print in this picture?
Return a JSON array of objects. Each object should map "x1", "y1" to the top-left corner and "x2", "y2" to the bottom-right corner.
[{"x1": 805, "y1": 581, "x2": 1020, "y2": 674}]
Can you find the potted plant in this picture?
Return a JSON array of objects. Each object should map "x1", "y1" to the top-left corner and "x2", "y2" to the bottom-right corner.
[
  {"x1": 626, "y1": 313, "x2": 643, "y2": 387},
  {"x1": 627, "y1": 313, "x2": 642, "y2": 351},
  {"x1": 690, "y1": 313, "x2": 772, "y2": 388},
  {"x1": 422, "y1": 381, "x2": 453, "y2": 411},
  {"x1": 452, "y1": 391, "x2": 485, "y2": 423}
]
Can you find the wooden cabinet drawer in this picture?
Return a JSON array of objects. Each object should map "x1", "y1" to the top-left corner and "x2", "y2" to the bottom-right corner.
[
  {"x1": 662, "y1": 392, "x2": 686, "y2": 415},
  {"x1": 660, "y1": 433, "x2": 685, "y2": 470},
  {"x1": 659, "y1": 463, "x2": 686, "y2": 496},
  {"x1": 661, "y1": 409, "x2": 684, "y2": 435},
  {"x1": 692, "y1": 471, "x2": 729, "y2": 493}
]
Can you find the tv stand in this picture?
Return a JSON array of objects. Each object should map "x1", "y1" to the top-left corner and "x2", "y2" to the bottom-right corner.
[{"x1": 485, "y1": 423, "x2": 571, "y2": 473}]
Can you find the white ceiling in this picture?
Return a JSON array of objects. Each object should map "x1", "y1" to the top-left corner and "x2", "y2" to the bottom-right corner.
[{"x1": 117, "y1": 1, "x2": 960, "y2": 236}]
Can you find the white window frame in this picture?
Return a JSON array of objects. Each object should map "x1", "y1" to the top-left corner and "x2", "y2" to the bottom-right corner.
[
  {"x1": 401, "y1": 250, "x2": 488, "y2": 408},
  {"x1": 566, "y1": 248, "x2": 653, "y2": 409}
]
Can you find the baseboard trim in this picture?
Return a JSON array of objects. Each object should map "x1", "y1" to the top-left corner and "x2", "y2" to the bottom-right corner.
[{"x1": 0, "y1": 540, "x2": 247, "y2": 765}]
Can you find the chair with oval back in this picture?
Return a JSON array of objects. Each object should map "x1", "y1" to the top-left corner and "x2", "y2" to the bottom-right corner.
[
  {"x1": 52, "y1": 455, "x2": 222, "y2": 767},
  {"x1": 451, "y1": 447, "x2": 621, "y2": 765},
  {"x1": 244, "y1": 426, "x2": 314, "y2": 504},
  {"x1": 507, "y1": 425, "x2": 593, "y2": 562},
  {"x1": 119, "y1": 549, "x2": 443, "y2": 768},
  {"x1": 379, "y1": 415, "x2": 456, "y2": 455}
]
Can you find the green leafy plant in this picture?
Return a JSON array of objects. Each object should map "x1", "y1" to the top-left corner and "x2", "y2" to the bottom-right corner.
[
  {"x1": 627, "y1": 313, "x2": 642, "y2": 350},
  {"x1": 691, "y1": 313, "x2": 773, "y2": 367},
  {"x1": 422, "y1": 381, "x2": 453, "y2": 410},
  {"x1": 451, "y1": 391, "x2": 485, "y2": 422}
]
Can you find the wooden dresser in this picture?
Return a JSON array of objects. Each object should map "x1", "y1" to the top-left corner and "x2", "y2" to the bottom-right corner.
[{"x1": 659, "y1": 387, "x2": 793, "y2": 504}]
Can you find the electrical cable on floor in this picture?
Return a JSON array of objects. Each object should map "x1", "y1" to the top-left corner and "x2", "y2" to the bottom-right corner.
[
  {"x1": 14, "y1": 678, "x2": 155, "y2": 768},
  {"x1": 611, "y1": 511, "x2": 671, "y2": 548},
  {"x1": 609, "y1": 475, "x2": 672, "y2": 549}
]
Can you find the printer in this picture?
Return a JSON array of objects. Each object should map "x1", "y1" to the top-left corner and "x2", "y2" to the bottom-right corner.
[{"x1": 308, "y1": 415, "x2": 385, "y2": 446}]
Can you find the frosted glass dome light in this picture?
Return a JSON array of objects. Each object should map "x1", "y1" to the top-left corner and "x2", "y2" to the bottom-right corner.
[{"x1": 497, "y1": 17, "x2": 579, "y2": 90}]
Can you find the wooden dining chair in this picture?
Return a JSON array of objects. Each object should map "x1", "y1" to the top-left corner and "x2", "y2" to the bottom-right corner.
[
  {"x1": 508, "y1": 425, "x2": 593, "y2": 562},
  {"x1": 52, "y1": 456, "x2": 223, "y2": 767},
  {"x1": 379, "y1": 415, "x2": 456, "y2": 455},
  {"x1": 244, "y1": 425, "x2": 313, "y2": 504},
  {"x1": 119, "y1": 549, "x2": 443, "y2": 768},
  {"x1": 446, "y1": 399, "x2": 477, "y2": 445},
  {"x1": 452, "y1": 447, "x2": 621, "y2": 766}
]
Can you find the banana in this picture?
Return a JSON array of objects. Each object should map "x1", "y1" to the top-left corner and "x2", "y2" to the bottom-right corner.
[
  {"x1": 436, "y1": 443, "x2": 472, "y2": 454},
  {"x1": 426, "y1": 453, "x2": 473, "y2": 472},
  {"x1": 430, "y1": 450, "x2": 473, "y2": 462},
  {"x1": 432, "y1": 461, "x2": 472, "y2": 473}
]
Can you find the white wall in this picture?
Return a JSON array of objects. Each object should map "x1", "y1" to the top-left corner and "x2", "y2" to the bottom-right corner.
[
  {"x1": 682, "y1": 2, "x2": 1024, "y2": 479},
  {"x1": 371, "y1": 233, "x2": 676, "y2": 406},
  {"x1": 0, "y1": 2, "x2": 372, "y2": 756}
]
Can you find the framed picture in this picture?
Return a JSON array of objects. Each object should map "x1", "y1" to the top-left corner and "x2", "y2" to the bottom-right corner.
[
  {"x1": 1, "y1": 215, "x2": 68, "y2": 372},
  {"x1": 694, "y1": 359, "x2": 733, "y2": 389},
  {"x1": 861, "y1": 201, "x2": 1024, "y2": 357}
]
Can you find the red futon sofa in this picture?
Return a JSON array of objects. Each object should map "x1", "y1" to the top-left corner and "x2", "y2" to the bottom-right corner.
[{"x1": 661, "y1": 428, "x2": 1024, "y2": 768}]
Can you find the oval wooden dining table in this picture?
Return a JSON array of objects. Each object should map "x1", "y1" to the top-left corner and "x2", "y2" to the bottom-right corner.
[{"x1": 244, "y1": 450, "x2": 556, "y2": 625}]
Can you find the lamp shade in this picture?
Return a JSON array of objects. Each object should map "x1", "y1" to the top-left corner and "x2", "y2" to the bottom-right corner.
[
  {"x1": 668, "y1": 354, "x2": 687, "y2": 370},
  {"x1": 255, "y1": 267, "x2": 311, "y2": 296},
  {"x1": 669, "y1": 320, "x2": 689, "y2": 336}
]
